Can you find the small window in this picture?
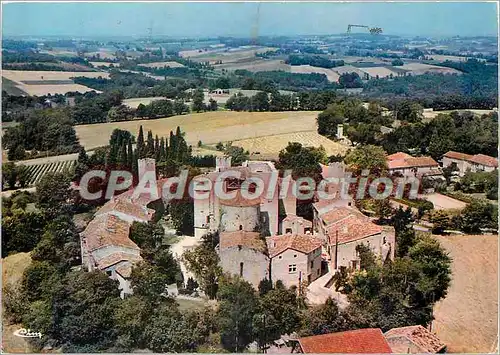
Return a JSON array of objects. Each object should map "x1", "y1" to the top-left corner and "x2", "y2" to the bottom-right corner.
[
  {"x1": 288, "y1": 264, "x2": 297, "y2": 273},
  {"x1": 239, "y1": 225, "x2": 243, "y2": 231},
  {"x1": 278, "y1": 255, "x2": 282, "y2": 259},
  {"x1": 206, "y1": 215, "x2": 210, "y2": 224},
  {"x1": 294, "y1": 254, "x2": 297, "y2": 258},
  {"x1": 317, "y1": 269, "x2": 320, "y2": 275},
  {"x1": 286, "y1": 228, "x2": 292, "y2": 233},
  {"x1": 240, "y1": 262, "x2": 244, "y2": 276},
  {"x1": 106, "y1": 270, "x2": 112, "y2": 276},
  {"x1": 310, "y1": 260, "x2": 314, "y2": 268}
]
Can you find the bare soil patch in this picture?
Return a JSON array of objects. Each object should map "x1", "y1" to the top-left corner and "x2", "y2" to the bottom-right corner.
[{"x1": 433, "y1": 234, "x2": 498, "y2": 353}]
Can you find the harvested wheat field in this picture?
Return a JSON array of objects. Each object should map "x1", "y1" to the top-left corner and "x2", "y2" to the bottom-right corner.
[
  {"x1": 233, "y1": 131, "x2": 348, "y2": 160},
  {"x1": 75, "y1": 111, "x2": 320, "y2": 150},
  {"x1": 290, "y1": 65, "x2": 340, "y2": 83},
  {"x1": 2, "y1": 70, "x2": 109, "y2": 96},
  {"x1": 433, "y1": 234, "x2": 498, "y2": 353},
  {"x1": 138, "y1": 61, "x2": 185, "y2": 68}
]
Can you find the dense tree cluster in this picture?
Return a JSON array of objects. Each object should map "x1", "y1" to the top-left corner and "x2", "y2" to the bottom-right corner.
[
  {"x1": 286, "y1": 54, "x2": 344, "y2": 69},
  {"x1": 383, "y1": 111, "x2": 497, "y2": 159},
  {"x1": 2, "y1": 108, "x2": 81, "y2": 160}
]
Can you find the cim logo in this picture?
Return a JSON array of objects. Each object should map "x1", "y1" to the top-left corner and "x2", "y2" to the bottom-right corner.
[{"x1": 13, "y1": 328, "x2": 42, "y2": 338}]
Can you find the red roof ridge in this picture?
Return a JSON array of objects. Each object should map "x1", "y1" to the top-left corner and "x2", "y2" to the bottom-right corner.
[{"x1": 298, "y1": 328, "x2": 392, "y2": 353}]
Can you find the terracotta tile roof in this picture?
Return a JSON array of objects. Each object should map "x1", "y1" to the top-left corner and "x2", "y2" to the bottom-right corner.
[
  {"x1": 319, "y1": 206, "x2": 367, "y2": 225},
  {"x1": 115, "y1": 262, "x2": 134, "y2": 278},
  {"x1": 443, "y1": 151, "x2": 473, "y2": 161},
  {"x1": 387, "y1": 154, "x2": 439, "y2": 169},
  {"x1": 96, "y1": 251, "x2": 142, "y2": 270},
  {"x1": 266, "y1": 234, "x2": 323, "y2": 258},
  {"x1": 96, "y1": 197, "x2": 155, "y2": 222},
  {"x1": 298, "y1": 328, "x2": 393, "y2": 353},
  {"x1": 387, "y1": 152, "x2": 412, "y2": 161},
  {"x1": 81, "y1": 214, "x2": 139, "y2": 252},
  {"x1": 388, "y1": 159, "x2": 411, "y2": 169},
  {"x1": 327, "y1": 214, "x2": 384, "y2": 244},
  {"x1": 219, "y1": 231, "x2": 267, "y2": 253},
  {"x1": 407, "y1": 156, "x2": 439, "y2": 167},
  {"x1": 282, "y1": 214, "x2": 313, "y2": 228},
  {"x1": 219, "y1": 192, "x2": 262, "y2": 207},
  {"x1": 469, "y1": 154, "x2": 498, "y2": 168},
  {"x1": 385, "y1": 325, "x2": 446, "y2": 353}
]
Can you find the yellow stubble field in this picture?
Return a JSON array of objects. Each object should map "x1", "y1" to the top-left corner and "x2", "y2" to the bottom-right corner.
[{"x1": 75, "y1": 111, "x2": 324, "y2": 152}]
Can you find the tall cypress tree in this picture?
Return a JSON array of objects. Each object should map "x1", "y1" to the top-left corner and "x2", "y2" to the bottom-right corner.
[
  {"x1": 137, "y1": 125, "x2": 145, "y2": 159},
  {"x1": 146, "y1": 130, "x2": 154, "y2": 158},
  {"x1": 160, "y1": 137, "x2": 166, "y2": 162}
]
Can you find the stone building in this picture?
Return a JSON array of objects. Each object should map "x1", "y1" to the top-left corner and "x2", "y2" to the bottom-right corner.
[
  {"x1": 193, "y1": 157, "x2": 288, "y2": 238},
  {"x1": 387, "y1": 152, "x2": 442, "y2": 178},
  {"x1": 267, "y1": 234, "x2": 323, "y2": 288},
  {"x1": 442, "y1": 150, "x2": 498, "y2": 176},
  {"x1": 80, "y1": 158, "x2": 163, "y2": 298},
  {"x1": 218, "y1": 231, "x2": 269, "y2": 288},
  {"x1": 314, "y1": 206, "x2": 395, "y2": 271}
]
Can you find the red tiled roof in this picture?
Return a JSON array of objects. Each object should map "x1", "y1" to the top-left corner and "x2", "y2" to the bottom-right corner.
[
  {"x1": 469, "y1": 154, "x2": 498, "y2": 168},
  {"x1": 384, "y1": 325, "x2": 446, "y2": 353},
  {"x1": 298, "y1": 328, "x2": 393, "y2": 353},
  {"x1": 82, "y1": 214, "x2": 139, "y2": 252},
  {"x1": 387, "y1": 152, "x2": 412, "y2": 161},
  {"x1": 327, "y1": 214, "x2": 384, "y2": 244},
  {"x1": 387, "y1": 154, "x2": 439, "y2": 169},
  {"x1": 282, "y1": 214, "x2": 313, "y2": 227},
  {"x1": 266, "y1": 234, "x2": 323, "y2": 258},
  {"x1": 319, "y1": 206, "x2": 367, "y2": 225},
  {"x1": 219, "y1": 231, "x2": 266, "y2": 253},
  {"x1": 115, "y1": 262, "x2": 134, "y2": 278},
  {"x1": 96, "y1": 197, "x2": 155, "y2": 222},
  {"x1": 443, "y1": 151, "x2": 473, "y2": 161},
  {"x1": 219, "y1": 192, "x2": 261, "y2": 207},
  {"x1": 96, "y1": 251, "x2": 142, "y2": 270}
]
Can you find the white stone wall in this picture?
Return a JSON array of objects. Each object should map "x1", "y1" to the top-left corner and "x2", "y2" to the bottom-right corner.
[
  {"x1": 220, "y1": 205, "x2": 260, "y2": 232},
  {"x1": 330, "y1": 228, "x2": 395, "y2": 270},
  {"x1": 261, "y1": 198, "x2": 279, "y2": 235},
  {"x1": 219, "y1": 247, "x2": 270, "y2": 288},
  {"x1": 270, "y1": 247, "x2": 322, "y2": 288}
]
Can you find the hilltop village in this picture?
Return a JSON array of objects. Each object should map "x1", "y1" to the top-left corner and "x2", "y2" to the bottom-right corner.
[{"x1": 2, "y1": 16, "x2": 498, "y2": 353}]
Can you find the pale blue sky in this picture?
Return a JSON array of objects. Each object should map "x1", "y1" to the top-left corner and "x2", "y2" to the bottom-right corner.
[{"x1": 2, "y1": 2, "x2": 498, "y2": 38}]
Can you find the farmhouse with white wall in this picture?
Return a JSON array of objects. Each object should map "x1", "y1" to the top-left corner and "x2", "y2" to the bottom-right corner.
[{"x1": 442, "y1": 150, "x2": 498, "y2": 176}]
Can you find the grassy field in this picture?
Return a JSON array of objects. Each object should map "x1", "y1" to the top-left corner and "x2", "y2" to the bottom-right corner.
[
  {"x1": 122, "y1": 97, "x2": 166, "y2": 108},
  {"x1": 2, "y1": 252, "x2": 32, "y2": 353},
  {"x1": 233, "y1": 131, "x2": 348, "y2": 160},
  {"x1": 75, "y1": 111, "x2": 321, "y2": 150},
  {"x1": 433, "y1": 234, "x2": 498, "y2": 353},
  {"x1": 2, "y1": 77, "x2": 27, "y2": 95},
  {"x1": 2, "y1": 70, "x2": 109, "y2": 96}
]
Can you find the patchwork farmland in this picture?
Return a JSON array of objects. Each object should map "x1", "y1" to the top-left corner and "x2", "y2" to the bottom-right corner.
[{"x1": 2, "y1": 70, "x2": 109, "y2": 96}]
